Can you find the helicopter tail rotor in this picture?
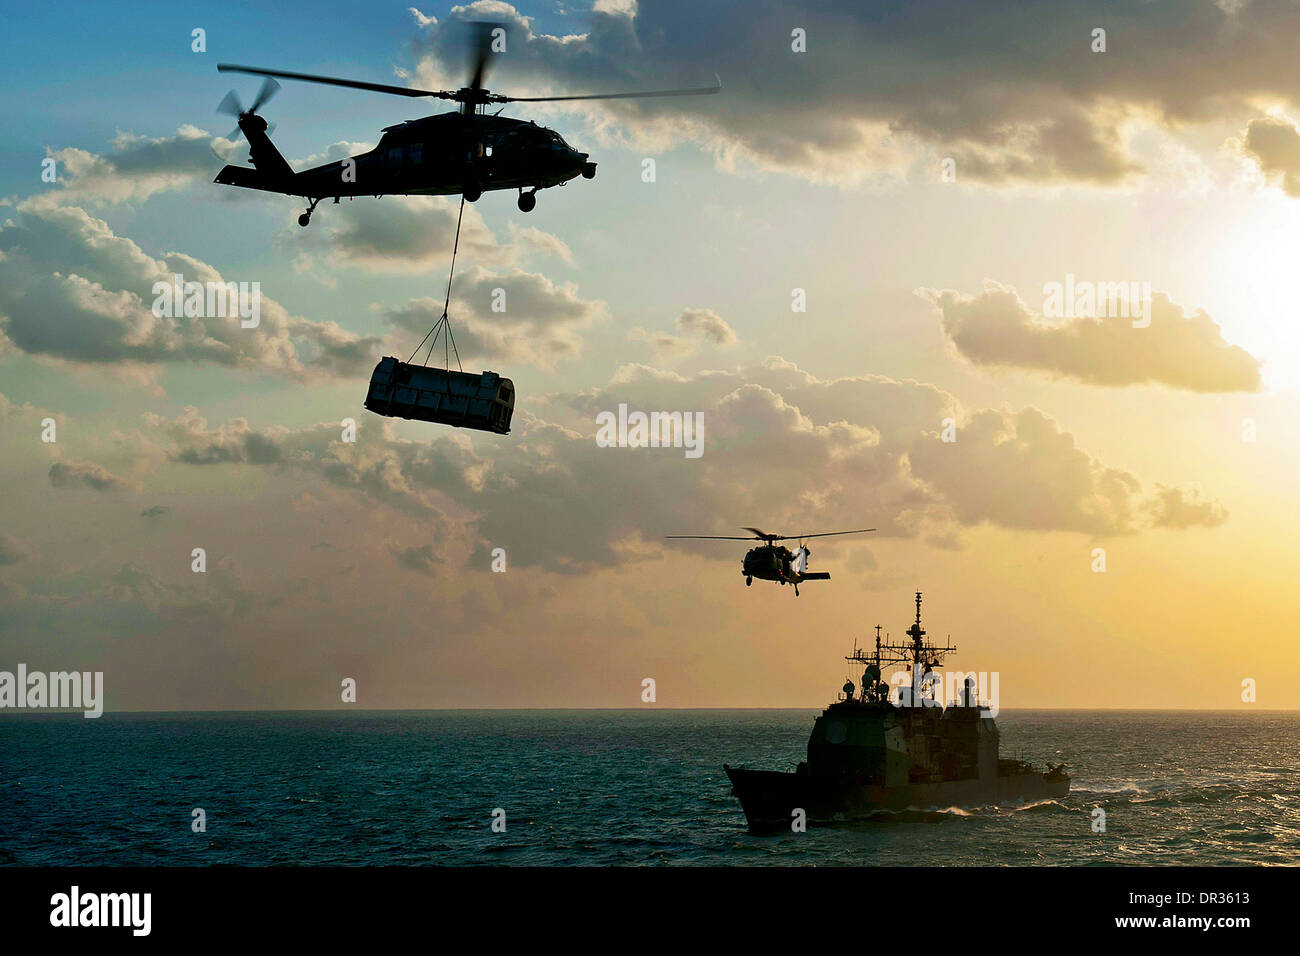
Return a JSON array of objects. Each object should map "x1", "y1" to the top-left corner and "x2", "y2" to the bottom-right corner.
[{"x1": 216, "y1": 76, "x2": 281, "y2": 141}]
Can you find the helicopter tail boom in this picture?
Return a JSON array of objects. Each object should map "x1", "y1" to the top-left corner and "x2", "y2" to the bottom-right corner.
[{"x1": 214, "y1": 114, "x2": 296, "y2": 193}]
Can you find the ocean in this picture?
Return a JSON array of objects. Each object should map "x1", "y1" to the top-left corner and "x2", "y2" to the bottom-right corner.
[{"x1": 2, "y1": 710, "x2": 1297, "y2": 866}]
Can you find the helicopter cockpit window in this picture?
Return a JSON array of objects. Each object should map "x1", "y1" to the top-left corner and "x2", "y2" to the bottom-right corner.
[{"x1": 385, "y1": 147, "x2": 403, "y2": 165}]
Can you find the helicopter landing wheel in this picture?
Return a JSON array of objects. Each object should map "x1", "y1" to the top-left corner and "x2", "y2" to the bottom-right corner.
[
  {"x1": 745, "y1": 576, "x2": 752, "y2": 586},
  {"x1": 517, "y1": 189, "x2": 537, "y2": 213},
  {"x1": 463, "y1": 182, "x2": 482, "y2": 203},
  {"x1": 298, "y1": 198, "x2": 321, "y2": 228},
  {"x1": 794, "y1": 586, "x2": 800, "y2": 597}
]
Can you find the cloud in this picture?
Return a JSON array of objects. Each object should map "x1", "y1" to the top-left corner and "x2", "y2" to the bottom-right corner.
[
  {"x1": 1240, "y1": 115, "x2": 1300, "y2": 196},
  {"x1": 674, "y1": 308, "x2": 737, "y2": 346},
  {"x1": 1148, "y1": 484, "x2": 1229, "y2": 528},
  {"x1": 321, "y1": 194, "x2": 574, "y2": 275},
  {"x1": 627, "y1": 326, "x2": 694, "y2": 357},
  {"x1": 289, "y1": 141, "x2": 377, "y2": 172},
  {"x1": 95, "y1": 359, "x2": 1226, "y2": 575},
  {"x1": 324, "y1": 195, "x2": 500, "y2": 272},
  {"x1": 391, "y1": 543, "x2": 437, "y2": 573},
  {"x1": 506, "y1": 222, "x2": 576, "y2": 266},
  {"x1": 0, "y1": 203, "x2": 379, "y2": 379},
  {"x1": 140, "y1": 505, "x2": 170, "y2": 519},
  {"x1": 920, "y1": 281, "x2": 1262, "y2": 392},
  {"x1": 386, "y1": 266, "x2": 607, "y2": 366},
  {"x1": 48, "y1": 459, "x2": 127, "y2": 491},
  {"x1": 626, "y1": 307, "x2": 738, "y2": 358},
  {"x1": 908, "y1": 407, "x2": 1143, "y2": 535},
  {"x1": 41, "y1": 126, "x2": 220, "y2": 206},
  {"x1": 405, "y1": 0, "x2": 1300, "y2": 187}
]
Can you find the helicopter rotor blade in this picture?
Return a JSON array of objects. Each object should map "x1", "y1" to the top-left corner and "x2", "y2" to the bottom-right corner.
[
  {"x1": 218, "y1": 63, "x2": 457, "y2": 101},
  {"x1": 249, "y1": 76, "x2": 281, "y2": 113},
  {"x1": 664, "y1": 535, "x2": 759, "y2": 541},
  {"x1": 776, "y1": 528, "x2": 877, "y2": 541},
  {"x1": 216, "y1": 89, "x2": 244, "y2": 118},
  {"x1": 741, "y1": 527, "x2": 771, "y2": 539},
  {"x1": 466, "y1": 20, "x2": 498, "y2": 91},
  {"x1": 501, "y1": 74, "x2": 722, "y2": 103}
]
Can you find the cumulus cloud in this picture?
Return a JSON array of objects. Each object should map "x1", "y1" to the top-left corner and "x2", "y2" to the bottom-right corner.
[
  {"x1": 1240, "y1": 115, "x2": 1300, "y2": 196},
  {"x1": 405, "y1": 0, "x2": 1300, "y2": 187},
  {"x1": 626, "y1": 307, "x2": 738, "y2": 358},
  {"x1": 41, "y1": 126, "x2": 220, "y2": 206},
  {"x1": 0, "y1": 203, "x2": 380, "y2": 379},
  {"x1": 921, "y1": 281, "x2": 1262, "y2": 392},
  {"x1": 48, "y1": 459, "x2": 127, "y2": 491},
  {"x1": 506, "y1": 222, "x2": 576, "y2": 266},
  {"x1": 908, "y1": 408, "x2": 1143, "y2": 535},
  {"x1": 626, "y1": 325, "x2": 694, "y2": 357},
  {"x1": 391, "y1": 543, "x2": 437, "y2": 573},
  {"x1": 324, "y1": 194, "x2": 500, "y2": 272},
  {"x1": 674, "y1": 308, "x2": 737, "y2": 346},
  {"x1": 91, "y1": 359, "x2": 1226, "y2": 575},
  {"x1": 386, "y1": 266, "x2": 606, "y2": 366},
  {"x1": 1148, "y1": 484, "x2": 1229, "y2": 528}
]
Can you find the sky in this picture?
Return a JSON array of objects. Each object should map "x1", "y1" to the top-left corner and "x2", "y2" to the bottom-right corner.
[{"x1": 2, "y1": 0, "x2": 1299, "y2": 711}]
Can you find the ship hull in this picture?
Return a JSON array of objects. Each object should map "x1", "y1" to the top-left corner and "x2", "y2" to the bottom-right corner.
[{"x1": 725, "y1": 766, "x2": 1069, "y2": 833}]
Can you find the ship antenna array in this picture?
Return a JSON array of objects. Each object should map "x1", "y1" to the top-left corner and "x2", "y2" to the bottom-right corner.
[{"x1": 847, "y1": 591, "x2": 956, "y2": 671}]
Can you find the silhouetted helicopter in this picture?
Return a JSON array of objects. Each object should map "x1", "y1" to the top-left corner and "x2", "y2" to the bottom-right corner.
[
  {"x1": 212, "y1": 24, "x2": 720, "y2": 226},
  {"x1": 665, "y1": 527, "x2": 875, "y2": 596}
]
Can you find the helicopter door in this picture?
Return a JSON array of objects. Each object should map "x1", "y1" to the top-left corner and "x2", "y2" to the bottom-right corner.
[{"x1": 793, "y1": 546, "x2": 810, "y2": 576}]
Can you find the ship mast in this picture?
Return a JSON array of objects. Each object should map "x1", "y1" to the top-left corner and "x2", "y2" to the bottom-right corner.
[{"x1": 846, "y1": 591, "x2": 957, "y2": 703}]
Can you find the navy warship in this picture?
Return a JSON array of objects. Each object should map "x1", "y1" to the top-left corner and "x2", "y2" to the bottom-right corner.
[{"x1": 725, "y1": 591, "x2": 1069, "y2": 832}]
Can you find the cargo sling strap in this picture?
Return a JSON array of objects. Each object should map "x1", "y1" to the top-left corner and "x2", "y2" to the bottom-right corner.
[{"x1": 407, "y1": 196, "x2": 466, "y2": 372}]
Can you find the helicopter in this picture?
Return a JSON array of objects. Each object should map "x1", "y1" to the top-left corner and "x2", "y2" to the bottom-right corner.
[
  {"x1": 665, "y1": 527, "x2": 875, "y2": 596},
  {"x1": 211, "y1": 24, "x2": 720, "y2": 226}
]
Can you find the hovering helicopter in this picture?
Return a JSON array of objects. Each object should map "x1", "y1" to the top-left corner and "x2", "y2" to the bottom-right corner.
[
  {"x1": 665, "y1": 527, "x2": 875, "y2": 596},
  {"x1": 211, "y1": 24, "x2": 720, "y2": 225}
]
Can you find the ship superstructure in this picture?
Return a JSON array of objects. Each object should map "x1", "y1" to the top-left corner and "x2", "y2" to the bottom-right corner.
[{"x1": 724, "y1": 591, "x2": 1069, "y2": 832}]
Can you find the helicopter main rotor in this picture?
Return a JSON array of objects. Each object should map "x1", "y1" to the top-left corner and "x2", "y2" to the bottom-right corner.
[
  {"x1": 218, "y1": 22, "x2": 719, "y2": 116},
  {"x1": 666, "y1": 527, "x2": 876, "y2": 544}
]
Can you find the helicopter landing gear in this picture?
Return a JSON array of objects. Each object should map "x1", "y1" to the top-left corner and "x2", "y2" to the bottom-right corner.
[
  {"x1": 794, "y1": 584, "x2": 800, "y2": 597},
  {"x1": 463, "y1": 181, "x2": 482, "y2": 203},
  {"x1": 298, "y1": 197, "x2": 322, "y2": 228},
  {"x1": 517, "y1": 189, "x2": 537, "y2": 213},
  {"x1": 745, "y1": 576, "x2": 752, "y2": 587}
]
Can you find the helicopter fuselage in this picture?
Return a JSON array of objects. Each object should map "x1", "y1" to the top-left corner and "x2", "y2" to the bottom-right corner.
[
  {"x1": 305, "y1": 112, "x2": 593, "y2": 198},
  {"x1": 215, "y1": 110, "x2": 596, "y2": 212},
  {"x1": 742, "y1": 544, "x2": 795, "y2": 583}
]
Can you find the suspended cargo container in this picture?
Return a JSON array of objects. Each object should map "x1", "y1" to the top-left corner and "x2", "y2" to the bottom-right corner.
[{"x1": 364, "y1": 357, "x2": 514, "y2": 434}]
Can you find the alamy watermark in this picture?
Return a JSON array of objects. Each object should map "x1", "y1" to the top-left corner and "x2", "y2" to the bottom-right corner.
[
  {"x1": 1042, "y1": 273, "x2": 1152, "y2": 328},
  {"x1": 151, "y1": 273, "x2": 260, "y2": 328},
  {"x1": 0, "y1": 664, "x2": 103, "y2": 717},
  {"x1": 595, "y1": 404, "x2": 704, "y2": 459},
  {"x1": 891, "y1": 668, "x2": 1000, "y2": 717}
]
